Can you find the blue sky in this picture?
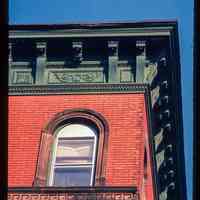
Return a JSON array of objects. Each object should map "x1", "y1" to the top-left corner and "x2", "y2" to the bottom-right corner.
[{"x1": 9, "y1": 0, "x2": 193, "y2": 199}]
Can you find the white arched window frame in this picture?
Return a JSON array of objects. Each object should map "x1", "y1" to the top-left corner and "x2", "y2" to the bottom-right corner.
[{"x1": 48, "y1": 124, "x2": 97, "y2": 187}]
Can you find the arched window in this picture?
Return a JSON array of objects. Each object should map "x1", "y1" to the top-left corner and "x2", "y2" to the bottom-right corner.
[
  {"x1": 34, "y1": 109, "x2": 109, "y2": 187},
  {"x1": 48, "y1": 124, "x2": 97, "y2": 186}
]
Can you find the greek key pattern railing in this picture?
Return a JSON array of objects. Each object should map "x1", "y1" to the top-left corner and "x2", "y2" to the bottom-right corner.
[{"x1": 8, "y1": 187, "x2": 139, "y2": 200}]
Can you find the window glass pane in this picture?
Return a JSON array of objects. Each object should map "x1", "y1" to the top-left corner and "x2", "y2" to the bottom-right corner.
[
  {"x1": 58, "y1": 124, "x2": 96, "y2": 138},
  {"x1": 56, "y1": 139, "x2": 94, "y2": 164},
  {"x1": 53, "y1": 167, "x2": 92, "y2": 186}
]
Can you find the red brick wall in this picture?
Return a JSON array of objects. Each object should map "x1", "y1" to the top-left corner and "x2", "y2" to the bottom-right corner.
[{"x1": 8, "y1": 93, "x2": 153, "y2": 195}]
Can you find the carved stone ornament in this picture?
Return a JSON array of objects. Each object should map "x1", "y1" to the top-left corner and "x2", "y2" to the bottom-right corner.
[
  {"x1": 48, "y1": 70, "x2": 104, "y2": 84},
  {"x1": 136, "y1": 40, "x2": 146, "y2": 55},
  {"x1": 144, "y1": 63, "x2": 158, "y2": 84},
  {"x1": 159, "y1": 188, "x2": 168, "y2": 200},
  {"x1": 72, "y1": 41, "x2": 83, "y2": 62},
  {"x1": 151, "y1": 85, "x2": 160, "y2": 107},
  {"x1": 36, "y1": 42, "x2": 46, "y2": 57},
  {"x1": 154, "y1": 128, "x2": 164, "y2": 151},
  {"x1": 156, "y1": 149, "x2": 165, "y2": 171},
  {"x1": 108, "y1": 41, "x2": 119, "y2": 56}
]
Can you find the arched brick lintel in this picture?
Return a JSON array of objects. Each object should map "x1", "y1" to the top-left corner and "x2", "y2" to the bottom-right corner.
[{"x1": 34, "y1": 108, "x2": 109, "y2": 187}]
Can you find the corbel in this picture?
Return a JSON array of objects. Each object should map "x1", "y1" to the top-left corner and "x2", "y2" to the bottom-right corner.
[
  {"x1": 163, "y1": 170, "x2": 175, "y2": 184},
  {"x1": 163, "y1": 123, "x2": 172, "y2": 133},
  {"x1": 35, "y1": 42, "x2": 47, "y2": 84},
  {"x1": 164, "y1": 145, "x2": 174, "y2": 169},
  {"x1": 158, "y1": 109, "x2": 171, "y2": 122},
  {"x1": 167, "y1": 182, "x2": 175, "y2": 197},
  {"x1": 164, "y1": 157, "x2": 174, "y2": 168},
  {"x1": 157, "y1": 95, "x2": 169, "y2": 107},
  {"x1": 72, "y1": 41, "x2": 83, "y2": 63},
  {"x1": 159, "y1": 57, "x2": 167, "y2": 67},
  {"x1": 161, "y1": 80, "x2": 169, "y2": 91},
  {"x1": 156, "y1": 124, "x2": 172, "y2": 147},
  {"x1": 165, "y1": 144, "x2": 173, "y2": 154},
  {"x1": 136, "y1": 40, "x2": 146, "y2": 83},
  {"x1": 108, "y1": 41, "x2": 119, "y2": 82}
]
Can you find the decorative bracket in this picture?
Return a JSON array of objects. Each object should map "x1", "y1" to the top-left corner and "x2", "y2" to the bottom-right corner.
[
  {"x1": 108, "y1": 41, "x2": 118, "y2": 57},
  {"x1": 108, "y1": 41, "x2": 119, "y2": 82},
  {"x1": 136, "y1": 41, "x2": 146, "y2": 83},
  {"x1": 35, "y1": 42, "x2": 47, "y2": 84},
  {"x1": 72, "y1": 41, "x2": 83, "y2": 63},
  {"x1": 36, "y1": 42, "x2": 47, "y2": 58}
]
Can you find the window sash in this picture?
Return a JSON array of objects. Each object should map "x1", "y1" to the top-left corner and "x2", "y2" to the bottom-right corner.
[
  {"x1": 53, "y1": 166, "x2": 92, "y2": 186},
  {"x1": 55, "y1": 138, "x2": 94, "y2": 165},
  {"x1": 48, "y1": 125, "x2": 97, "y2": 187}
]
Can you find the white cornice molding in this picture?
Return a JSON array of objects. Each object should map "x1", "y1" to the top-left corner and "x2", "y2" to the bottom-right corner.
[{"x1": 9, "y1": 27, "x2": 172, "y2": 39}]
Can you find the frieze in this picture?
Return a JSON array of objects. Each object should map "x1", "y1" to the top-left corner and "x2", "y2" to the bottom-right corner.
[{"x1": 48, "y1": 71, "x2": 104, "y2": 84}]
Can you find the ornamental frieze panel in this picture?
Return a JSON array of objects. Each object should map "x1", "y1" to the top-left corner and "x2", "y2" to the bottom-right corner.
[
  {"x1": 47, "y1": 70, "x2": 105, "y2": 84},
  {"x1": 12, "y1": 70, "x2": 33, "y2": 85}
]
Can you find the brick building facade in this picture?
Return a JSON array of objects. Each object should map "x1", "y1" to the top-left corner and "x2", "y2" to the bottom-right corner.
[{"x1": 8, "y1": 21, "x2": 186, "y2": 200}]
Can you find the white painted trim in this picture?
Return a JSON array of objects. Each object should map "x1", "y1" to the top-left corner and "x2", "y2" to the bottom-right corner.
[
  {"x1": 91, "y1": 134, "x2": 97, "y2": 186},
  {"x1": 9, "y1": 27, "x2": 171, "y2": 39},
  {"x1": 48, "y1": 124, "x2": 97, "y2": 186}
]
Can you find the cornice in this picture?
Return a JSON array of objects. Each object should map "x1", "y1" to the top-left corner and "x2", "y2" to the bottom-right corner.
[
  {"x1": 9, "y1": 27, "x2": 172, "y2": 39},
  {"x1": 9, "y1": 20, "x2": 177, "y2": 29},
  {"x1": 9, "y1": 21, "x2": 176, "y2": 39}
]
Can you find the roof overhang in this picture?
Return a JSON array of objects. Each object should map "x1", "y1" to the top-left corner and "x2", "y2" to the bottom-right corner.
[{"x1": 9, "y1": 21, "x2": 176, "y2": 38}]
